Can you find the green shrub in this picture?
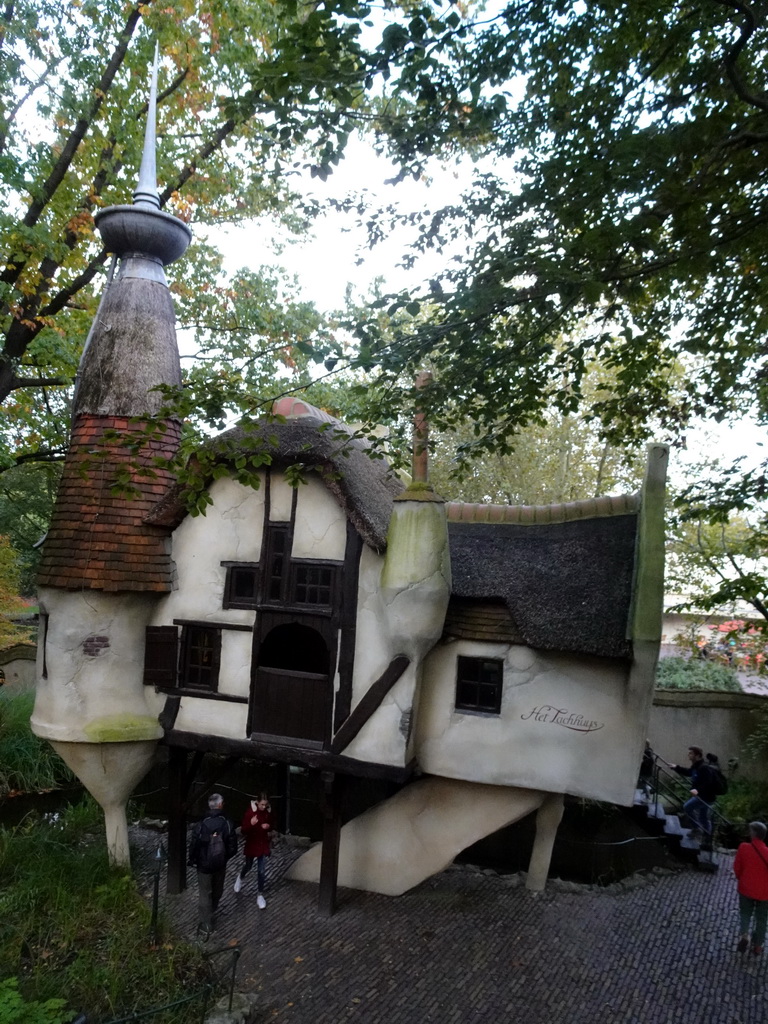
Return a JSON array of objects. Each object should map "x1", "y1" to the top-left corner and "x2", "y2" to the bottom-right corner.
[
  {"x1": 655, "y1": 656, "x2": 742, "y2": 692},
  {"x1": 0, "y1": 692, "x2": 73, "y2": 797},
  {"x1": 0, "y1": 798, "x2": 210, "y2": 1022},
  {"x1": 716, "y1": 776, "x2": 768, "y2": 828},
  {"x1": 0, "y1": 979, "x2": 69, "y2": 1024}
]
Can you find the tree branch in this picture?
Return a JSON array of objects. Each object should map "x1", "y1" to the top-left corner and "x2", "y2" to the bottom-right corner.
[
  {"x1": 0, "y1": 1, "x2": 14, "y2": 52},
  {"x1": 0, "y1": 60, "x2": 58, "y2": 157},
  {"x1": 9, "y1": 375, "x2": 69, "y2": 390},
  {"x1": 159, "y1": 117, "x2": 238, "y2": 205},
  {"x1": 713, "y1": 0, "x2": 768, "y2": 113},
  {"x1": 0, "y1": 2, "x2": 145, "y2": 289}
]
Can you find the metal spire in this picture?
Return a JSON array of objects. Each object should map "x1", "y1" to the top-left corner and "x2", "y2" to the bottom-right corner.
[
  {"x1": 132, "y1": 43, "x2": 161, "y2": 209},
  {"x1": 94, "y1": 41, "x2": 191, "y2": 267}
]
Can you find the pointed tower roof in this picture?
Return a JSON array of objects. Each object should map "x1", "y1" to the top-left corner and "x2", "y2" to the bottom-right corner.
[{"x1": 38, "y1": 49, "x2": 191, "y2": 593}]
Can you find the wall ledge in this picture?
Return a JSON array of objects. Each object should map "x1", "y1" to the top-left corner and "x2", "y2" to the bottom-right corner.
[{"x1": 653, "y1": 688, "x2": 768, "y2": 710}]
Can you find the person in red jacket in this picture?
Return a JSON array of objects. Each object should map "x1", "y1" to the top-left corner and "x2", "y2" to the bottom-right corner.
[
  {"x1": 233, "y1": 793, "x2": 274, "y2": 909},
  {"x1": 733, "y1": 821, "x2": 768, "y2": 955}
]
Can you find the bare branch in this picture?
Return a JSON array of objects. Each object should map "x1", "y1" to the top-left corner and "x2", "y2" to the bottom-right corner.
[
  {"x1": 159, "y1": 118, "x2": 238, "y2": 205},
  {"x1": 0, "y1": 60, "x2": 58, "y2": 157},
  {"x1": 10, "y1": 375, "x2": 70, "y2": 389}
]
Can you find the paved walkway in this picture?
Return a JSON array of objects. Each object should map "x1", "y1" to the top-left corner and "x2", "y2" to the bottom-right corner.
[{"x1": 134, "y1": 833, "x2": 766, "y2": 1024}]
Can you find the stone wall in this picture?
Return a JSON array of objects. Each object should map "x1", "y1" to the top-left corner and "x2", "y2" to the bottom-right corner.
[
  {"x1": 649, "y1": 690, "x2": 767, "y2": 777},
  {"x1": 0, "y1": 644, "x2": 36, "y2": 691}
]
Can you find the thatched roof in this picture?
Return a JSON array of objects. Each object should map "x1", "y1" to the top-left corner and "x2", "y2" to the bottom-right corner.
[
  {"x1": 446, "y1": 505, "x2": 639, "y2": 659},
  {"x1": 147, "y1": 400, "x2": 404, "y2": 552}
]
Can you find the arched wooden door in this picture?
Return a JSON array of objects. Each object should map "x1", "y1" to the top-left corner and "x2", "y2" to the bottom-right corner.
[{"x1": 250, "y1": 617, "x2": 331, "y2": 747}]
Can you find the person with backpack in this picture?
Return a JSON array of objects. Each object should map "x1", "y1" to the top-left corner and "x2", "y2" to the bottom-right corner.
[
  {"x1": 188, "y1": 792, "x2": 238, "y2": 940},
  {"x1": 233, "y1": 792, "x2": 275, "y2": 909},
  {"x1": 669, "y1": 745, "x2": 719, "y2": 845},
  {"x1": 734, "y1": 821, "x2": 768, "y2": 955}
]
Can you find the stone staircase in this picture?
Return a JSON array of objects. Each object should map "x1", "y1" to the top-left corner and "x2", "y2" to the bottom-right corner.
[{"x1": 630, "y1": 788, "x2": 719, "y2": 872}]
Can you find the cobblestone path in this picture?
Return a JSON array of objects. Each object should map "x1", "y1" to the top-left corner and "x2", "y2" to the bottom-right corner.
[{"x1": 133, "y1": 833, "x2": 766, "y2": 1024}]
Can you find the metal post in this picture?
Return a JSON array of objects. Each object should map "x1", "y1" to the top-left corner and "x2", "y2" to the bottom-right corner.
[
  {"x1": 228, "y1": 947, "x2": 241, "y2": 1012},
  {"x1": 150, "y1": 843, "x2": 163, "y2": 944}
]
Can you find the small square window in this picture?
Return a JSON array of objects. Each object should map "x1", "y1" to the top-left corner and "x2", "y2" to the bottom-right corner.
[
  {"x1": 455, "y1": 656, "x2": 503, "y2": 714},
  {"x1": 293, "y1": 563, "x2": 335, "y2": 606},
  {"x1": 223, "y1": 563, "x2": 259, "y2": 609}
]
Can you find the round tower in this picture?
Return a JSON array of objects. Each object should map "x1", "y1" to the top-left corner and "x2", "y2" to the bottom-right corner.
[{"x1": 32, "y1": 50, "x2": 191, "y2": 866}]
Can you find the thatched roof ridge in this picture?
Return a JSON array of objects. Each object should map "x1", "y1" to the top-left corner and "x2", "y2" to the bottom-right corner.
[
  {"x1": 447, "y1": 492, "x2": 639, "y2": 525},
  {"x1": 146, "y1": 404, "x2": 404, "y2": 552}
]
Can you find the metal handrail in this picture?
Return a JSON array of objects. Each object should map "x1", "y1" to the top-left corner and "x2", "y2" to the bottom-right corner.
[{"x1": 649, "y1": 757, "x2": 733, "y2": 838}]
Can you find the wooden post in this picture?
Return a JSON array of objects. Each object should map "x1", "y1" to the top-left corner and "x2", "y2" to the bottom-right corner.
[
  {"x1": 166, "y1": 747, "x2": 188, "y2": 894},
  {"x1": 318, "y1": 770, "x2": 343, "y2": 917}
]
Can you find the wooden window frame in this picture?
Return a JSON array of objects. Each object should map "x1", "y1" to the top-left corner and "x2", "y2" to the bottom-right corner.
[
  {"x1": 222, "y1": 561, "x2": 260, "y2": 610},
  {"x1": 454, "y1": 655, "x2": 504, "y2": 715},
  {"x1": 143, "y1": 625, "x2": 178, "y2": 688},
  {"x1": 290, "y1": 560, "x2": 339, "y2": 609},
  {"x1": 263, "y1": 523, "x2": 291, "y2": 605},
  {"x1": 178, "y1": 624, "x2": 222, "y2": 693}
]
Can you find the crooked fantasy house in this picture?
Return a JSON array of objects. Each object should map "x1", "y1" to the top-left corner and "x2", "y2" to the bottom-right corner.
[{"x1": 31, "y1": 60, "x2": 667, "y2": 914}]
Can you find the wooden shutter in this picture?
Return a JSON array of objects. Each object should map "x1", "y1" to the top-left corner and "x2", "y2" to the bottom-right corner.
[{"x1": 143, "y1": 626, "x2": 178, "y2": 687}]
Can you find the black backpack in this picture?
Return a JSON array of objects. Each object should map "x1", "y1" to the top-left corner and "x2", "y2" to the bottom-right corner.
[
  {"x1": 709, "y1": 766, "x2": 728, "y2": 797},
  {"x1": 199, "y1": 817, "x2": 229, "y2": 872}
]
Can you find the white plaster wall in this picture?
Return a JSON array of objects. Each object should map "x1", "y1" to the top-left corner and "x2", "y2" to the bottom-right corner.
[
  {"x1": 342, "y1": 502, "x2": 451, "y2": 768},
  {"x1": 269, "y1": 474, "x2": 294, "y2": 521},
  {"x1": 415, "y1": 640, "x2": 641, "y2": 805},
  {"x1": 32, "y1": 587, "x2": 162, "y2": 743},
  {"x1": 173, "y1": 696, "x2": 248, "y2": 739},
  {"x1": 340, "y1": 545, "x2": 398, "y2": 762},
  {"x1": 292, "y1": 478, "x2": 347, "y2": 560},
  {"x1": 156, "y1": 475, "x2": 265, "y2": 624},
  {"x1": 288, "y1": 776, "x2": 547, "y2": 895},
  {"x1": 147, "y1": 472, "x2": 350, "y2": 738}
]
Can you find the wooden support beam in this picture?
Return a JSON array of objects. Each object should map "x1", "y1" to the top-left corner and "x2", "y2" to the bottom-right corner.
[
  {"x1": 162, "y1": 730, "x2": 416, "y2": 784},
  {"x1": 166, "y1": 747, "x2": 188, "y2": 895},
  {"x1": 318, "y1": 770, "x2": 344, "y2": 918},
  {"x1": 330, "y1": 655, "x2": 410, "y2": 755}
]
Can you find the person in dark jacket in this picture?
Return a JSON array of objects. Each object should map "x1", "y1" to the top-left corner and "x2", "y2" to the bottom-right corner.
[
  {"x1": 188, "y1": 792, "x2": 237, "y2": 940},
  {"x1": 669, "y1": 745, "x2": 717, "y2": 842},
  {"x1": 734, "y1": 821, "x2": 768, "y2": 955},
  {"x1": 233, "y1": 793, "x2": 275, "y2": 909}
]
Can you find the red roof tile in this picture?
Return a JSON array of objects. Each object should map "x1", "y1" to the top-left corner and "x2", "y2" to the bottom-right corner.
[{"x1": 37, "y1": 415, "x2": 180, "y2": 593}]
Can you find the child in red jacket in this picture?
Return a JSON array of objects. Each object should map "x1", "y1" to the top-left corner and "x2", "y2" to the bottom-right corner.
[
  {"x1": 233, "y1": 793, "x2": 274, "y2": 908},
  {"x1": 734, "y1": 820, "x2": 768, "y2": 955}
]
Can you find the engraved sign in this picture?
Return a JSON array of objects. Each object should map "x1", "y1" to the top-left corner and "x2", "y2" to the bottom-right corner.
[{"x1": 521, "y1": 705, "x2": 604, "y2": 733}]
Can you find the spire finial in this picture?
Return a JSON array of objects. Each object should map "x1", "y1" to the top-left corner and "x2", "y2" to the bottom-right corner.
[
  {"x1": 133, "y1": 43, "x2": 161, "y2": 210},
  {"x1": 412, "y1": 370, "x2": 432, "y2": 483},
  {"x1": 94, "y1": 41, "x2": 191, "y2": 266}
]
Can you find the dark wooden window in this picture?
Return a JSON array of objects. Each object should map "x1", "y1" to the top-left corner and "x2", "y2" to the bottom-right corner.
[
  {"x1": 40, "y1": 612, "x2": 49, "y2": 679},
  {"x1": 455, "y1": 656, "x2": 503, "y2": 714},
  {"x1": 292, "y1": 563, "x2": 336, "y2": 607},
  {"x1": 222, "y1": 562, "x2": 259, "y2": 609},
  {"x1": 179, "y1": 625, "x2": 221, "y2": 692},
  {"x1": 264, "y1": 524, "x2": 290, "y2": 603},
  {"x1": 143, "y1": 626, "x2": 178, "y2": 687}
]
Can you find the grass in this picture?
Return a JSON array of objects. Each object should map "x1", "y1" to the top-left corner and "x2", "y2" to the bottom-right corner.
[
  {"x1": 655, "y1": 656, "x2": 742, "y2": 692},
  {"x1": 0, "y1": 797, "x2": 213, "y2": 1023},
  {"x1": 0, "y1": 691, "x2": 74, "y2": 797}
]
